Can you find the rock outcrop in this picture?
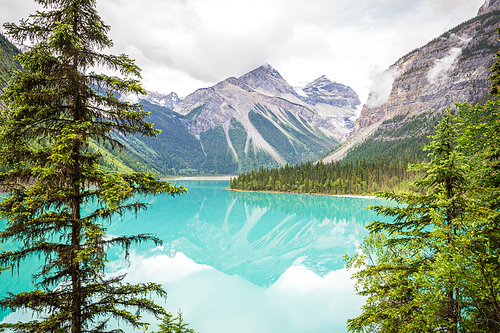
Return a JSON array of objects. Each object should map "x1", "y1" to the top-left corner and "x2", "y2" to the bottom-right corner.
[
  {"x1": 478, "y1": 0, "x2": 500, "y2": 16},
  {"x1": 354, "y1": 4, "x2": 500, "y2": 131},
  {"x1": 296, "y1": 75, "x2": 360, "y2": 110},
  {"x1": 239, "y1": 63, "x2": 299, "y2": 99}
]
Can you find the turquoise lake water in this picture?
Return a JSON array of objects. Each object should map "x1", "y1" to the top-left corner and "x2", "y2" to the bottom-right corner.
[{"x1": 0, "y1": 180, "x2": 390, "y2": 332}]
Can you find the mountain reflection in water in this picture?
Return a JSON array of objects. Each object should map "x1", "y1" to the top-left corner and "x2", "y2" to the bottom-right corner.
[
  {"x1": 105, "y1": 181, "x2": 388, "y2": 287},
  {"x1": 1, "y1": 180, "x2": 392, "y2": 332}
]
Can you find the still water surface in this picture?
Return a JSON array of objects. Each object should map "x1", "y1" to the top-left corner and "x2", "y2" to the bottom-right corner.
[{"x1": 1, "y1": 180, "x2": 390, "y2": 332}]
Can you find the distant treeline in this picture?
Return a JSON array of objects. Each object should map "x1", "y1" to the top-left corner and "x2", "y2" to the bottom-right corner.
[
  {"x1": 229, "y1": 157, "x2": 423, "y2": 195},
  {"x1": 230, "y1": 107, "x2": 453, "y2": 196}
]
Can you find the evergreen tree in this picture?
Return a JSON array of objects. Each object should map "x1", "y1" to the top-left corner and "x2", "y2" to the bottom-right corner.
[
  {"x1": 452, "y1": 101, "x2": 500, "y2": 331},
  {"x1": 489, "y1": 26, "x2": 500, "y2": 96},
  {"x1": 346, "y1": 111, "x2": 465, "y2": 332},
  {"x1": 346, "y1": 107, "x2": 500, "y2": 332},
  {"x1": 154, "y1": 311, "x2": 197, "y2": 333},
  {"x1": 0, "y1": 0, "x2": 186, "y2": 332}
]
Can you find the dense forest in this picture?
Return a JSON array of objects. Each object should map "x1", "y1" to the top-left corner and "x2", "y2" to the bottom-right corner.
[
  {"x1": 345, "y1": 99, "x2": 500, "y2": 332},
  {"x1": 0, "y1": 33, "x2": 20, "y2": 90},
  {"x1": 229, "y1": 156, "x2": 423, "y2": 195},
  {"x1": 229, "y1": 110, "x2": 446, "y2": 195}
]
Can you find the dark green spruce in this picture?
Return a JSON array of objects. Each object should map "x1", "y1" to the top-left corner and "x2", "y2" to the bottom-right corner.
[
  {"x1": 345, "y1": 26, "x2": 500, "y2": 332},
  {"x1": 0, "y1": 0, "x2": 193, "y2": 332}
]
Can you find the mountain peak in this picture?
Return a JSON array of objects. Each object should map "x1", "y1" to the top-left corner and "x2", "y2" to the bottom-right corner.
[
  {"x1": 299, "y1": 76, "x2": 360, "y2": 109},
  {"x1": 239, "y1": 63, "x2": 297, "y2": 97},
  {"x1": 142, "y1": 91, "x2": 180, "y2": 110},
  {"x1": 478, "y1": 0, "x2": 500, "y2": 16},
  {"x1": 252, "y1": 63, "x2": 285, "y2": 80},
  {"x1": 306, "y1": 75, "x2": 334, "y2": 88}
]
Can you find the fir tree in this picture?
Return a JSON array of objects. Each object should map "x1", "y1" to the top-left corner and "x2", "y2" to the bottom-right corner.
[
  {"x1": 0, "y1": 0, "x2": 186, "y2": 332},
  {"x1": 346, "y1": 107, "x2": 500, "y2": 332}
]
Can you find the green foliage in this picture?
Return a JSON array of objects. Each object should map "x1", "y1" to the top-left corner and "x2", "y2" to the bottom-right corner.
[
  {"x1": 230, "y1": 156, "x2": 421, "y2": 196},
  {"x1": 200, "y1": 125, "x2": 238, "y2": 174},
  {"x1": 330, "y1": 111, "x2": 442, "y2": 165},
  {"x1": 490, "y1": 27, "x2": 500, "y2": 96},
  {"x1": 345, "y1": 103, "x2": 500, "y2": 332},
  {"x1": 0, "y1": 1, "x2": 190, "y2": 332},
  {"x1": 185, "y1": 104, "x2": 205, "y2": 121},
  {"x1": 153, "y1": 311, "x2": 197, "y2": 333},
  {"x1": 248, "y1": 108, "x2": 334, "y2": 166},
  {"x1": 0, "y1": 33, "x2": 21, "y2": 90},
  {"x1": 131, "y1": 100, "x2": 206, "y2": 175}
]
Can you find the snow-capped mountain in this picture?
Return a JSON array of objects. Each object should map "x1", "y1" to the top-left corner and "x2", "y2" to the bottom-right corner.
[
  {"x1": 127, "y1": 64, "x2": 360, "y2": 175},
  {"x1": 296, "y1": 75, "x2": 360, "y2": 109},
  {"x1": 142, "y1": 91, "x2": 180, "y2": 110}
]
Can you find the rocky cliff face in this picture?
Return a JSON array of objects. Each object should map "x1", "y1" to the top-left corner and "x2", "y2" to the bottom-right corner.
[
  {"x1": 354, "y1": 5, "x2": 500, "y2": 131},
  {"x1": 478, "y1": 0, "x2": 500, "y2": 15}
]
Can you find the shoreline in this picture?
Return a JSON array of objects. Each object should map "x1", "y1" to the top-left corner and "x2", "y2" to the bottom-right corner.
[
  {"x1": 164, "y1": 175, "x2": 236, "y2": 181},
  {"x1": 162, "y1": 177, "x2": 378, "y2": 199},
  {"x1": 226, "y1": 188, "x2": 377, "y2": 199}
]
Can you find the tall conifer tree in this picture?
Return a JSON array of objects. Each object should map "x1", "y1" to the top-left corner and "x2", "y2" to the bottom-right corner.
[
  {"x1": 346, "y1": 102, "x2": 500, "y2": 332},
  {"x1": 0, "y1": 0, "x2": 186, "y2": 332}
]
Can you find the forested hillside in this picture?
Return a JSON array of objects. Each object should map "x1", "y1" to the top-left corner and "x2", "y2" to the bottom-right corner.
[
  {"x1": 0, "y1": 33, "x2": 20, "y2": 91},
  {"x1": 0, "y1": 34, "x2": 167, "y2": 176}
]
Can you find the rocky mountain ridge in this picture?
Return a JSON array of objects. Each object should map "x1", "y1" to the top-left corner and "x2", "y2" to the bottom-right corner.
[
  {"x1": 323, "y1": 0, "x2": 500, "y2": 164},
  {"x1": 478, "y1": 0, "x2": 500, "y2": 15},
  {"x1": 141, "y1": 64, "x2": 360, "y2": 173},
  {"x1": 354, "y1": 4, "x2": 499, "y2": 132},
  {"x1": 174, "y1": 64, "x2": 359, "y2": 139},
  {"x1": 296, "y1": 75, "x2": 360, "y2": 109},
  {"x1": 142, "y1": 91, "x2": 180, "y2": 110}
]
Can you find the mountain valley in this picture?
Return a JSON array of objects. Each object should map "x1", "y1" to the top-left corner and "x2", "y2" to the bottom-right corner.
[
  {"x1": 1, "y1": 0, "x2": 499, "y2": 177},
  {"x1": 123, "y1": 64, "x2": 360, "y2": 175}
]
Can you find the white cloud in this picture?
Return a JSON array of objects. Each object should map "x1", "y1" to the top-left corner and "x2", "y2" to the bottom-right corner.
[
  {"x1": 2, "y1": 251, "x2": 365, "y2": 332},
  {"x1": 1, "y1": 0, "x2": 487, "y2": 102},
  {"x1": 427, "y1": 47, "x2": 463, "y2": 85},
  {"x1": 365, "y1": 67, "x2": 400, "y2": 108}
]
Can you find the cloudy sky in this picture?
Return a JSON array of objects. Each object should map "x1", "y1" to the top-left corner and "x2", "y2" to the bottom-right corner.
[{"x1": 1, "y1": 0, "x2": 486, "y2": 103}]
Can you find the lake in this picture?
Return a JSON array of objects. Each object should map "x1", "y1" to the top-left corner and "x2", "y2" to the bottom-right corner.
[{"x1": 0, "y1": 180, "x2": 390, "y2": 332}]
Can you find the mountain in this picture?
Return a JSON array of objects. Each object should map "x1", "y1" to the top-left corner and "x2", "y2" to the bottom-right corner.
[
  {"x1": 0, "y1": 34, "x2": 168, "y2": 176},
  {"x1": 174, "y1": 64, "x2": 359, "y2": 141},
  {"x1": 239, "y1": 63, "x2": 299, "y2": 99},
  {"x1": 323, "y1": 0, "x2": 500, "y2": 164},
  {"x1": 129, "y1": 64, "x2": 359, "y2": 175},
  {"x1": 142, "y1": 91, "x2": 180, "y2": 110},
  {"x1": 2, "y1": 29, "x2": 358, "y2": 175},
  {"x1": 296, "y1": 75, "x2": 360, "y2": 109},
  {"x1": 478, "y1": 0, "x2": 500, "y2": 15}
]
